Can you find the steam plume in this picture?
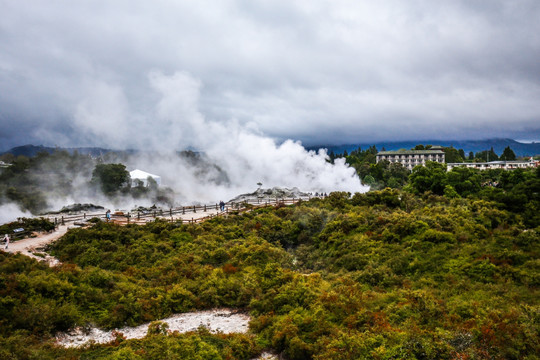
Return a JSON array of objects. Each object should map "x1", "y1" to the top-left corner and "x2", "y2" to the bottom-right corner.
[
  {"x1": 44, "y1": 70, "x2": 367, "y2": 208},
  {"x1": 119, "y1": 70, "x2": 367, "y2": 203}
]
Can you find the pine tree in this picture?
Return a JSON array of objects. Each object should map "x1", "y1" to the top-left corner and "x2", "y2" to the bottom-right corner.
[{"x1": 500, "y1": 146, "x2": 516, "y2": 161}]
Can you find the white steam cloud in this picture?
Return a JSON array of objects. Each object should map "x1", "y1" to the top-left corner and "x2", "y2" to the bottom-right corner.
[
  {"x1": 0, "y1": 203, "x2": 33, "y2": 224},
  {"x1": 73, "y1": 70, "x2": 367, "y2": 204}
]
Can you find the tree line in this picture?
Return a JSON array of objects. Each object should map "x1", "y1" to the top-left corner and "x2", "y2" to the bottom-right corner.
[{"x1": 327, "y1": 144, "x2": 528, "y2": 191}]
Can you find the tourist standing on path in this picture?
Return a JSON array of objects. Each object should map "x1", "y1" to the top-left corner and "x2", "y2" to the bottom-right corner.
[
  {"x1": 219, "y1": 201, "x2": 225, "y2": 212},
  {"x1": 106, "y1": 210, "x2": 111, "y2": 222},
  {"x1": 3, "y1": 234, "x2": 9, "y2": 250}
]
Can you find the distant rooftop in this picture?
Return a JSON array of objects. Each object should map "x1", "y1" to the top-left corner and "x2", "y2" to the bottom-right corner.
[{"x1": 377, "y1": 146, "x2": 444, "y2": 155}]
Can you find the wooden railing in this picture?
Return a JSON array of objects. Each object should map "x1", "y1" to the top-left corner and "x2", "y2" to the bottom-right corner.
[{"x1": 45, "y1": 196, "x2": 325, "y2": 227}]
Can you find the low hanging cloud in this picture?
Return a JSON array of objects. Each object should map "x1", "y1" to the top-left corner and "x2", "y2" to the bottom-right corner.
[{"x1": 1, "y1": 1, "x2": 540, "y2": 150}]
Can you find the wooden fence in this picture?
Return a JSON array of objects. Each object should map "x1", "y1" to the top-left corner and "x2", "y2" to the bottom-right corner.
[{"x1": 45, "y1": 196, "x2": 325, "y2": 227}]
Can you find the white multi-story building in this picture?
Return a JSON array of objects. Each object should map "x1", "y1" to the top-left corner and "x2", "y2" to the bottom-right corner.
[
  {"x1": 447, "y1": 159, "x2": 538, "y2": 171},
  {"x1": 376, "y1": 147, "x2": 446, "y2": 170}
]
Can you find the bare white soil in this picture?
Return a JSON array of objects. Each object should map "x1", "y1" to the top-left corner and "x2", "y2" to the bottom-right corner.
[
  {"x1": 253, "y1": 352, "x2": 279, "y2": 360},
  {"x1": 56, "y1": 309, "x2": 250, "y2": 348}
]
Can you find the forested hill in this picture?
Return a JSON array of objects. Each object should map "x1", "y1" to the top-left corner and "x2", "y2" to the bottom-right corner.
[
  {"x1": 0, "y1": 144, "x2": 113, "y2": 157},
  {"x1": 311, "y1": 138, "x2": 540, "y2": 157},
  {"x1": 5, "y1": 138, "x2": 540, "y2": 158}
]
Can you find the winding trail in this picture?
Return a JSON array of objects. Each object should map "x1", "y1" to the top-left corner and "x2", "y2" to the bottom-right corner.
[
  {"x1": 4, "y1": 195, "x2": 319, "y2": 266},
  {"x1": 3, "y1": 207, "x2": 227, "y2": 266},
  {"x1": 4, "y1": 225, "x2": 69, "y2": 266}
]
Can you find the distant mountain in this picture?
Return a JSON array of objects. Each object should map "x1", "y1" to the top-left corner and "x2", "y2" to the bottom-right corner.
[
  {"x1": 1, "y1": 144, "x2": 112, "y2": 157},
  {"x1": 5, "y1": 139, "x2": 539, "y2": 159},
  {"x1": 309, "y1": 138, "x2": 540, "y2": 157}
]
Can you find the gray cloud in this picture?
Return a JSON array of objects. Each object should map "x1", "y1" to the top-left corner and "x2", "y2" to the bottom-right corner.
[{"x1": 1, "y1": 0, "x2": 540, "y2": 151}]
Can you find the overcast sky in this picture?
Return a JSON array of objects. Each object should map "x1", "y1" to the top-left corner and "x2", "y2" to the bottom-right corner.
[{"x1": 1, "y1": 0, "x2": 539, "y2": 151}]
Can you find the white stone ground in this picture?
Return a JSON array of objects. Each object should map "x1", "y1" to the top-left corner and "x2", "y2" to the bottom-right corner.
[
  {"x1": 56, "y1": 308, "x2": 278, "y2": 359},
  {"x1": 56, "y1": 309, "x2": 250, "y2": 348}
]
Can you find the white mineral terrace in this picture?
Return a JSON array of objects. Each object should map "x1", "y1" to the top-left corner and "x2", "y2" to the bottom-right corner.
[{"x1": 56, "y1": 309, "x2": 250, "y2": 348}]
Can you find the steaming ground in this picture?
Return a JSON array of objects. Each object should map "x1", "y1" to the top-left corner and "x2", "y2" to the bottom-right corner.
[
  {"x1": 114, "y1": 71, "x2": 368, "y2": 205},
  {"x1": 126, "y1": 149, "x2": 365, "y2": 206},
  {"x1": 0, "y1": 71, "x2": 368, "y2": 218},
  {"x1": 0, "y1": 203, "x2": 32, "y2": 224}
]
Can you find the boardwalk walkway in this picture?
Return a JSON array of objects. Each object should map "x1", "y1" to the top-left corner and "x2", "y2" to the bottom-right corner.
[
  {"x1": 46, "y1": 197, "x2": 315, "y2": 226},
  {"x1": 4, "y1": 196, "x2": 320, "y2": 266}
]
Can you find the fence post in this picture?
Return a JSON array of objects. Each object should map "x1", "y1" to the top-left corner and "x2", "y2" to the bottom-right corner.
[
  {"x1": 193, "y1": 206, "x2": 196, "y2": 213},
  {"x1": 55, "y1": 217, "x2": 58, "y2": 226},
  {"x1": 216, "y1": 204, "x2": 218, "y2": 210},
  {"x1": 61, "y1": 216, "x2": 64, "y2": 225},
  {"x1": 138, "y1": 211, "x2": 140, "y2": 220},
  {"x1": 127, "y1": 213, "x2": 130, "y2": 224},
  {"x1": 182, "y1": 207, "x2": 185, "y2": 214},
  {"x1": 153, "y1": 211, "x2": 156, "y2": 218},
  {"x1": 84, "y1": 213, "x2": 86, "y2": 219},
  {"x1": 204, "y1": 204, "x2": 206, "y2": 212}
]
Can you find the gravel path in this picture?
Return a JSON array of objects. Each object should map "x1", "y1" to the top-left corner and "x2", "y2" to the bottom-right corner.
[{"x1": 4, "y1": 225, "x2": 69, "y2": 266}]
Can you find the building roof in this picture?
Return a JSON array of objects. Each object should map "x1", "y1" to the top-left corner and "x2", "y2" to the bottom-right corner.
[
  {"x1": 377, "y1": 149, "x2": 445, "y2": 155},
  {"x1": 129, "y1": 169, "x2": 160, "y2": 179},
  {"x1": 448, "y1": 160, "x2": 534, "y2": 166}
]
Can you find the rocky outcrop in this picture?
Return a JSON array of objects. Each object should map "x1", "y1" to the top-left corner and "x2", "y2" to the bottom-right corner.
[{"x1": 229, "y1": 187, "x2": 310, "y2": 203}]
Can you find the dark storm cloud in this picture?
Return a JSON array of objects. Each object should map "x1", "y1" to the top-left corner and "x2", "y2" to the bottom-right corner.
[{"x1": 1, "y1": 0, "x2": 539, "y2": 151}]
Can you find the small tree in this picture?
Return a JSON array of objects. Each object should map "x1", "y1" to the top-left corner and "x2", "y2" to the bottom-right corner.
[
  {"x1": 91, "y1": 163, "x2": 130, "y2": 196},
  {"x1": 147, "y1": 176, "x2": 158, "y2": 191},
  {"x1": 443, "y1": 147, "x2": 464, "y2": 163}
]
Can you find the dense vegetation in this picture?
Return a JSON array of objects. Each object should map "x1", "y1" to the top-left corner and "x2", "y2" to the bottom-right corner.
[
  {"x1": 0, "y1": 166, "x2": 538, "y2": 359},
  {"x1": 331, "y1": 144, "x2": 534, "y2": 191}
]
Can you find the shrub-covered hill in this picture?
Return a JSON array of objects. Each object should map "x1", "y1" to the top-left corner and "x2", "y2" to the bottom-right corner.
[{"x1": 0, "y1": 190, "x2": 538, "y2": 359}]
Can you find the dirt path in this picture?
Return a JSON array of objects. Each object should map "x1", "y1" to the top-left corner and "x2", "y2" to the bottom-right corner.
[
  {"x1": 4, "y1": 225, "x2": 69, "y2": 266},
  {"x1": 4, "y1": 208, "x2": 224, "y2": 265}
]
